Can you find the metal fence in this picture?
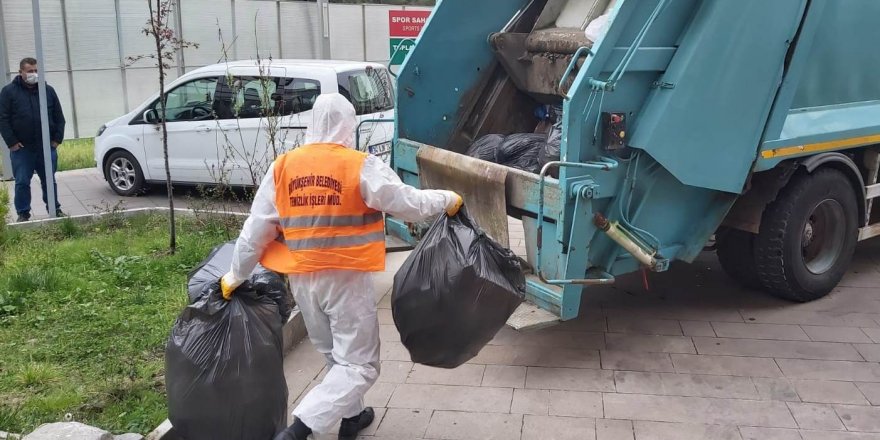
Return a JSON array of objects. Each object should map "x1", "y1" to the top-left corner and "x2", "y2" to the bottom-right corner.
[{"x1": 0, "y1": 0, "x2": 431, "y2": 140}]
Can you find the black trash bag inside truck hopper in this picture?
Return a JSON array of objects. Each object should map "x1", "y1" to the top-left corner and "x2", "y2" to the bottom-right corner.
[
  {"x1": 465, "y1": 134, "x2": 505, "y2": 163},
  {"x1": 392, "y1": 208, "x2": 526, "y2": 369},
  {"x1": 498, "y1": 133, "x2": 546, "y2": 174},
  {"x1": 165, "y1": 242, "x2": 290, "y2": 440}
]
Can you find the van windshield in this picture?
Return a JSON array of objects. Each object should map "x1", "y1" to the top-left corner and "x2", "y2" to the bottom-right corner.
[{"x1": 337, "y1": 67, "x2": 395, "y2": 116}]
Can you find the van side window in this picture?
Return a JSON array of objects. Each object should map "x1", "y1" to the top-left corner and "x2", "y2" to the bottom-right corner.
[
  {"x1": 213, "y1": 76, "x2": 321, "y2": 119},
  {"x1": 276, "y1": 78, "x2": 322, "y2": 116},
  {"x1": 151, "y1": 77, "x2": 219, "y2": 122},
  {"x1": 337, "y1": 67, "x2": 395, "y2": 116}
]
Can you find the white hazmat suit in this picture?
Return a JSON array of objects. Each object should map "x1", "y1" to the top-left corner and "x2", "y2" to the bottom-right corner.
[{"x1": 225, "y1": 93, "x2": 457, "y2": 434}]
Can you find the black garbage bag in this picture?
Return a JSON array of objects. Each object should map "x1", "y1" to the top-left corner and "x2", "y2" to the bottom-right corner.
[
  {"x1": 498, "y1": 133, "x2": 545, "y2": 174},
  {"x1": 186, "y1": 241, "x2": 293, "y2": 321},
  {"x1": 539, "y1": 122, "x2": 562, "y2": 178},
  {"x1": 466, "y1": 134, "x2": 505, "y2": 163},
  {"x1": 166, "y1": 244, "x2": 290, "y2": 440},
  {"x1": 392, "y1": 208, "x2": 525, "y2": 368}
]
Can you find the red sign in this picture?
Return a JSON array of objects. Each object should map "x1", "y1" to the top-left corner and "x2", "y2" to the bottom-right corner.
[{"x1": 389, "y1": 10, "x2": 430, "y2": 38}]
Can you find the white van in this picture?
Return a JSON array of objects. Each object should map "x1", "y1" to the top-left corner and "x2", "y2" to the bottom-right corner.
[{"x1": 94, "y1": 60, "x2": 395, "y2": 196}]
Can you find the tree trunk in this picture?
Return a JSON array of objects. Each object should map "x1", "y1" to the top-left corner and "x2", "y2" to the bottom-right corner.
[{"x1": 152, "y1": 0, "x2": 176, "y2": 254}]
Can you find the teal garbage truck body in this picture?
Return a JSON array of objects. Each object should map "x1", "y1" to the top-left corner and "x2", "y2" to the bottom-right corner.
[{"x1": 387, "y1": 0, "x2": 880, "y2": 324}]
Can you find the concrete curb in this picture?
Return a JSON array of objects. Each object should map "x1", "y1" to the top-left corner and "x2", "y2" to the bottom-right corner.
[{"x1": 5, "y1": 207, "x2": 249, "y2": 230}]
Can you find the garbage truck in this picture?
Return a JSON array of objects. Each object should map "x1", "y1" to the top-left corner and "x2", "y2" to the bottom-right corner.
[{"x1": 386, "y1": 0, "x2": 880, "y2": 328}]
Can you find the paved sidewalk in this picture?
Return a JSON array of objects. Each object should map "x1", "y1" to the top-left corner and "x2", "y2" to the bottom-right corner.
[
  {"x1": 2, "y1": 168, "x2": 249, "y2": 222},
  {"x1": 288, "y1": 243, "x2": 880, "y2": 440}
]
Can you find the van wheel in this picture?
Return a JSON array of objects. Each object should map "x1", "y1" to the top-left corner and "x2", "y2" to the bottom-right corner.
[
  {"x1": 753, "y1": 168, "x2": 858, "y2": 302},
  {"x1": 716, "y1": 227, "x2": 763, "y2": 290},
  {"x1": 104, "y1": 150, "x2": 147, "y2": 196}
]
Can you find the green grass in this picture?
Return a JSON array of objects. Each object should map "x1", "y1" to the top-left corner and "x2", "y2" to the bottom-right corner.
[
  {"x1": 57, "y1": 138, "x2": 96, "y2": 172},
  {"x1": 0, "y1": 214, "x2": 239, "y2": 435}
]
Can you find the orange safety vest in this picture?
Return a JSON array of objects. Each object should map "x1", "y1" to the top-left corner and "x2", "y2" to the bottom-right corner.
[{"x1": 259, "y1": 143, "x2": 385, "y2": 274}]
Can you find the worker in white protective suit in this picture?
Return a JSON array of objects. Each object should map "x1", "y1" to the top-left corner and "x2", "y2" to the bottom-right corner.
[{"x1": 220, "y1": 93, "x2": 462, "y2": 440}]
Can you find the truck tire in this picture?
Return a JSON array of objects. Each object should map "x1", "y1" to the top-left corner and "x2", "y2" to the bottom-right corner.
[
  {"x1": 753, "y1": 168, "x2": 858, "y2": 302},
  {"x1": 716, "y1": 227, "x2": 763, "y2": 289}
]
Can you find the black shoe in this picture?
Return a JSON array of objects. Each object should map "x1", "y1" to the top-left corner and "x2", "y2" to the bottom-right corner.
[
  {"x1": 55, "y1": 209, "x2": 65, "y2": 217},
  {"x1": 274, "y1": 419, "x2": 312, "y2": 440},
  {"x1": 339, "y1": 407, "x2": 375, "y2": 440},
  {"x1": 16, "y1": 213, "x2": 31, "y2": 222}
]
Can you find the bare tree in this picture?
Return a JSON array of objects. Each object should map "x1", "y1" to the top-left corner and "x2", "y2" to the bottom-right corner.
[{"x1": 129, "y1": 0, "x2": 198, "y2": 253}]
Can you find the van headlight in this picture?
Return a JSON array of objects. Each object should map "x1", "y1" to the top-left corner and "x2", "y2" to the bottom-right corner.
[{"x1": 96, "y1": 124, "x2": 107, "y2": 137}]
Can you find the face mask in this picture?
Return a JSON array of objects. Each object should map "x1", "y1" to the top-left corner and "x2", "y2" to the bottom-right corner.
[{"x1": 24, "y1": 73, "x2": 38, "y2": 85}]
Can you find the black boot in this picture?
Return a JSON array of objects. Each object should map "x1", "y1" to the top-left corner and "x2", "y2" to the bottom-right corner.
[
  {"x1": 338, "y1": 407, "x2": 375, "y2": 440},
  {"x1": 274, "y1": 418, "x2": 312, "y2": 440}
]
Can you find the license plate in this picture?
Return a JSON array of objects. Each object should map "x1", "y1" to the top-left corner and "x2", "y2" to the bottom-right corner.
[{"x1": 368, "y1": 142, "x2": 392, "y2": 156}]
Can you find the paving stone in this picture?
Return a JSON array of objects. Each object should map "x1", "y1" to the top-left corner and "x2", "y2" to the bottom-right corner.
[
  {"x1": 600, "y1": 351, "x2": 675, "y2": 373},
  {"x1": 614, "y1": 371, "x2": 758, "y2": 399},
  {"x1": 680, "y1": 321, "x2": 716, "y2": 337},
  {"x1": 787, "y1": 402, "x2": 845, "y2": 431},
  {"x1": 387, "y1": 384, "x2": 512, "y2": 413},
  {"x1": 776, "y1": 359, "x2": 880, "y2": 382},
  {"x1": 374, "y1": 408, "x2": 431, "y2": 438},
  {"x1": 738, "y1": 427, "x2": 803, "y2": 440},
  {"x1": 521, "y1": 415, "x2": 595, "y2": 440},
  {"x1": 407, "y1": 364, "x2": 485, "y2": 386},
  {"x1": 481, "y1": 365, "x2": 526, "y2": 388},
  {"x1": 378, "y1": 360, "x2": 413, "y2": 383},
  {"x1": 377, "y1": 308, "x2": 393, "y2": 325},
  {"x1": 711, "y1": 323, "x2": 810, "y2": 341},
  {"x1": 854, "y1": 344, "x2": 880, "y2": 362},
  {"x1": 632, "y1": 421, "x2": 742, "y2": 440},
  {"x1": 834, "y1": 404, "x2": 880, "y2": 432},
  {"x1": 693, "y1": 337, "x2": 862, "y2": 361},
  {"x1": 510, "y1": 388, "x2": 549, "y2": 415},
  {"x1": 424, "y1": 411, "x2": 522, "y2": 440},
  {"x1": 607, "y1": 317, "x2": 683, "y2": 336},
  {"x1": 605, "y1": 334, "x2": 696, "y2": 354},
  {"x1": 603, "y1": 394, "x2": 797, "y2": 428},
  {"x1": 855, "y1": 382, "x2": 880, "y2": 405},
  {"x1": 379, "y1": 341, "x2": 411, "y2": 361},
  {"x1": 740, "y1": 310, "x2": 879, "y2": 328},
  {"x1": 604, "y1": 306, "x2": 745, "y2": 323},
  {"x1": 549, "y1": 312, "x2": 607, "y2": 333},
  {"x1": 596, "y1": 419, "x2": 634, "y2": 440},
  {"x1": 801, "y1": 326, "x2": 873, "y2": 343},
  {"x1": 792, "y1": 380, "x2": 870, "y2": 405},
  {"x1": 470, "y1": 344, "x2": 601, "y2": 369},
  {"x1": 863, "y1": 328, "x2": 880, "y2": 343},
  {"x1": 365, "y1": 382, "x2": 397, "y2": 408},
  {"x1": 548, "y1": 390, "x2": 603, "y2": 417},
  {"x1": 489, "y1": 328, "x2": 606, "y2": 350},
  {"x1": 671, "y1": 354, "x2": 783, "y2": 377},
  {"x1": 752, "y1": 377, "x2": 801, "y2": 402},
  {"x1": 800, "y1": 431, "x2": 880, "y2": 440},
  {"x1": 525, "y1": 367, "x2": 615, "y2": 392}
]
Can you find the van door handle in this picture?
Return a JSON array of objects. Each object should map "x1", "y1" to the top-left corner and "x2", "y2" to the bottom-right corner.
[
  {"x1": 219, "y1": 124, "x2": 240, "y2": 132},
  {"x1": 195, "y1": 125, "x2": 213, "y2": 133}
]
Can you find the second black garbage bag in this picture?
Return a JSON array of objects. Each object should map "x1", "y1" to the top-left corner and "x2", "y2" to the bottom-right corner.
[
  {"x1": 392, "y1": 208, "x2": 526, "y2": 369},
  {"x1": 166, "y1": 242, "x2": 290, "y2": 440}
]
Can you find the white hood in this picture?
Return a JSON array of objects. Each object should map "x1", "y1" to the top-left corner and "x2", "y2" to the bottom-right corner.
[{"x1": 304, "y1": 93, "x2": 357, "y2": 149}]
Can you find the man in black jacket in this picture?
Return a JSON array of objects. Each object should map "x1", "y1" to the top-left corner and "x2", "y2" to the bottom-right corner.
[{"x1": 0, "y1": 57, "x2": 66, "y2": 221}]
